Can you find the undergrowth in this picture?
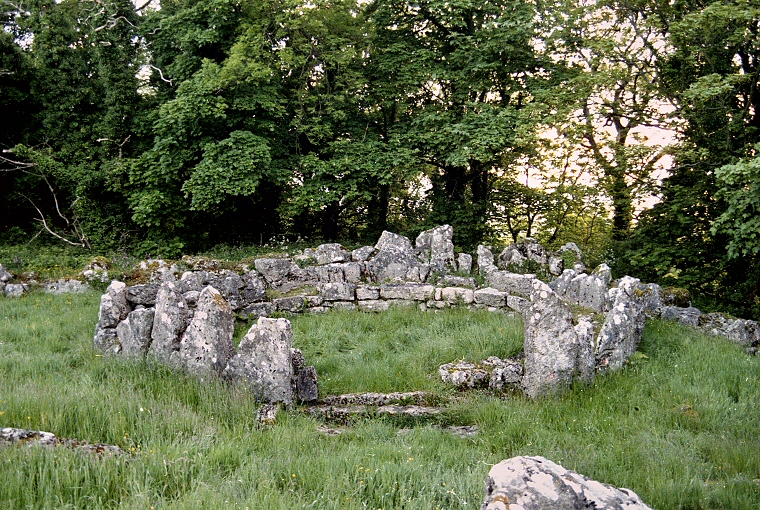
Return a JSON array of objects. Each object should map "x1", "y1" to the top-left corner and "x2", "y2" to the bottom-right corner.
[{"x1": 0, "y1": 292, "x2": 758, "y2": 509}]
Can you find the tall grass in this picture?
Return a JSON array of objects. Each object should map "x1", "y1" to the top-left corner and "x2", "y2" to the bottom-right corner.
[{"x1": 0, "y1": 292, "x2": 758, "y2": 509}]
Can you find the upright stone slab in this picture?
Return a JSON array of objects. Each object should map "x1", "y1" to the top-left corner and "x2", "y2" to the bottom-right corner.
[
  {"x1": 367, "y1": 231, "x2": 426, "y2": 283},
  {"x1": 116, "y1": 308, "x2": 155, "y2": 358},
  {"x1": 457, "y1": 253, "x2": 473, "y2": 274},
  {"x1": 178, "y1": 286, "x2": 235, "y2": 376},
  {"x1": 149, "y1": 281, "x2": 188, "y2": 363},
  {"x1": 223, "y1": 317, "x2": 295, "y2": 404},
  {"x1": 477, "y1": 245, "x2": 497, "y2": 275},
  {"x1": 563, "y1": 273, "x2": 609, "y2": 313},
  {"x1": 595, "y1": 277, "x2": 646, "y2": 372},
  {"x1": 415, "y1": 224, "x2": 455, "y2": 273},
  {"x1": 521, "y1": 281, "x2": 594, "y2": 399},
  {"x1": 482, "y1": 456, "x2": 653, "y2": 510},
  {"x1": 97, "y1": 281, "x2": 130, "y2": 328}
]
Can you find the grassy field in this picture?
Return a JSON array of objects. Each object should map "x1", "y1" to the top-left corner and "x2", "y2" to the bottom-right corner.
[{"x1": 0, "y1": 291, "x2": 759, "y2": 509}]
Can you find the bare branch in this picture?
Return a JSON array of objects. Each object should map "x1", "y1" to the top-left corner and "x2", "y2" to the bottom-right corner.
[
  {"x1": 21, "y1": 194, "x2": 87, "y2": 248},
  {"x1": 149, "y1": 65, "x2": 173, "y2": 86}
]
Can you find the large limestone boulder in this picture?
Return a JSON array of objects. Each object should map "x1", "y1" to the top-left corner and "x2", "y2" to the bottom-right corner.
[
  {"x1": 486, "y1": 271, "x2": 537, "y2": 298},
  {"x1": 521, "y1": 281, "x2": 594, "y2": 399},
  {"x1": 178, "y1": 286, "x2": 235, "y2": 376},
  {"x1": 562, "y1": 272, "x2": 609, "y2": 313},
  {"x1": 241, "y1": 271, "x2": 267, "y2": 303},
  {"x1": 126, "y1": 284, "x2": 160, "y2": 306},
  {"x1": 254, "y1": 258, "x2": 316, "y2": 293},
  {"x1": 367, "y1": 231, "x2": 428, "y2": 283},
  {"x1": 116, "y1": 308, "x2": 155, "y2": 358},
  {"x1": 315, "y1": 243, "x2": 350, "y2": 265},
  {"x1": 415, "y1": 224, "x2": 456, "y2": 273},
  {"x1": 595, "y1": 277, "x2": 647, "y2": 372},
  {"x1": 149, "y1": 281, "x2": 188, "y2": 363},
  {"x1": 482, "y1": 456, "x2": 653, "y2": 510},
  {"x1": 223, "y1": 317, "x2": 295, "y2": 403},
  {"x1": 699, "y1": 313, "x2": 760, "y2": 351}
]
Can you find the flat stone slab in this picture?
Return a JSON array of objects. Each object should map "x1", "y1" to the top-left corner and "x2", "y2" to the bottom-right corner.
[
  {"x1": 307, "y1": 405, "x2": 442, "y2": 421},
  {"x1": 1, "y1": 428, "x2": 124, "y2": 456},
  {"x1": 321, "y1": 391, "x2": 432, "y2": 406}
]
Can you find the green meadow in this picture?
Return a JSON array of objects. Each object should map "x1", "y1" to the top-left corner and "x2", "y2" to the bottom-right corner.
[{"x1": 0, "y1": 291, "x2": 758, "y2": 509}]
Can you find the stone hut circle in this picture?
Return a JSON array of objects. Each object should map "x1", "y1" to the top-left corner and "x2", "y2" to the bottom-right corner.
[{"x1": 86, "y1": 224, "x2": 760, "y2": 407}]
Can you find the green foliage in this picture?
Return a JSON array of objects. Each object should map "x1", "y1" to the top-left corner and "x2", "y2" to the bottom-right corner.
[{"x1": 713, "y1": 149, "x2": 760, "y2": 258}]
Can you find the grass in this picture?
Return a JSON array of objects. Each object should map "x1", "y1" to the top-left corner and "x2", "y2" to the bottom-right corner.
[{"x1": 0, "y1": 291, "x2": 758, "y2": 509}]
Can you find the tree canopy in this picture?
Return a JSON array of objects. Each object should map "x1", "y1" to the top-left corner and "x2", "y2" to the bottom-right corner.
[{"x1": 1, "y1": 0, "x2": 758, "y2": 319}]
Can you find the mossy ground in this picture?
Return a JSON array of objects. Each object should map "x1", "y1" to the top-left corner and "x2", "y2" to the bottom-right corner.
[{"x1": 0, "y1": 291, "x2": 758, "y2": 509}]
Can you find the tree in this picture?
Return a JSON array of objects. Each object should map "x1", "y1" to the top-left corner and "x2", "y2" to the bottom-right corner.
[{"x1": 367, "y1": 0, "x2": 540, "y2": 247}]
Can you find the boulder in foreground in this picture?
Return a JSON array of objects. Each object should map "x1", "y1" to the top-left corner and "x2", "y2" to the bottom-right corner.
[{"x1": 482, "y1": 456, "x2": 652, "y2": 510}]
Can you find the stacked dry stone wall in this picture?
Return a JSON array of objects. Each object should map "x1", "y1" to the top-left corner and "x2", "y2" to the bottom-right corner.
[{"x1": 90, "y1": 226, "x2": 760, "y2": 401}]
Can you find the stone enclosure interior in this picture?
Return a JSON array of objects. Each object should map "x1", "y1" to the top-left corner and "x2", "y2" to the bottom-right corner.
[{"x1": 92, "y1": 225, "x2": 760, "y2": 403}]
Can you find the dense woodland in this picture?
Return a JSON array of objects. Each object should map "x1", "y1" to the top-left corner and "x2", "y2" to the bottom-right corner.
[{"x1": 0, "y1": 0, "x2": 758, "y2": 319}]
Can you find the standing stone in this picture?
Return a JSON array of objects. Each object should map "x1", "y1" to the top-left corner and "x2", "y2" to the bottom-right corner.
[
  {"x1": 375, "y1": 230, "x2": 413, "y2": 252},
  {"x1": 477, "y1": 245, "x2": 497, "y2": 275},
  {"x1": 595, "y1": 277, "x2": 647, "y2": 372},
  {"x1": 295, "y1": 366, "x2": 319, "y2": 403},
  {"x1": 116, "y1": 308, "x2": 156, "y2": 358},
  {"x1": 149, "y1": 281, "x2": 188, "y2": 363},
  {"x1": 415, "y1": 224, "x2": 456, "y2": 273},
  {"x1": 178, "y1": 286, "x2": 235, "y2": 376},
  {"x1": 521, "y1": 281, "x2": 594, "y2": 399},
  {"x1": 241, "y1": 272, "x2": 267, "y2": 303},
  {"x1": 97, "y1": 281, "x2": 130, "y2": 328},
  {"x1": 457, "y1": 253, "x2": 473, "y2": 275},
  {"x1": 367, "y1": 231, "x2": 425, "y2": 283},
  {"x1": 591, "y1": 263, "x2": 613, "y2": 286},
  {"x1": 482, "y1": 456, "x2": 653, "y2": 510},
  {"x1": 563, "y1": 273, "x2": 609, "y2": 313},
  {"x1": 223, "y1": 317, "x2": 294, "y2": 404},
  {"x1": 550, "y1": 268, "x2": 578, "y2": 296}
]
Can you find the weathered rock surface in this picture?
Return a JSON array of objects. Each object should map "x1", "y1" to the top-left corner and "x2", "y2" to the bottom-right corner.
[
  {"x1": 45, "y1": 279, "x2": 89, "y2": 294},
  {"x1": 352, "y1": 245, "x2": 376, "y2": 262},
  {"x1": 380, "y1": 283, "x2": 435, "y2": 301},
  {"x1": 477, "y1": 245, "x2": 497, "y2": 275},
  {"x1": 1, "y1": 427, "x2": 124, "y2": 456},
  {"x1": 438, "y1": 286, "x2": 475, "y2": 305},
  {"x1": 457, "y1": 253, "x2": 473, "y2": 274},
  {"x1": 321, "y1": 391, "x2": 431, "y2": 406},
  {"x1": 242, "y1": 272, "x2": 267, "y2": 303},
  {"x1": 415, "y1": 224, "x2": 456, "y2": 273},
  {"x1": 595, "y1": 277, "x2": 646, "y2": 372},
  {"x1": 562, "y1": 273, "x2": 608, "y2": 313},
  {"x1": 295, "y1": 366, "x2": 319, "y2": 403},
  {"x1": 97, "y1": 281, "x2": 130, "y2": 328},
  {"x1": 482, "y1": 456, "x2": 653, "y2": 510},
  {"x1": 368, "y1": 233, "x2": 429, "y2": 283},
  {"x1": 4, "y1": 283, "x2": 28, "y2": 297},
  {"x1": 126, "y1": 284, "x2": 160, "y2": 305},
  {"x1": 0, "y1": 264, "x2": 13, "y2": 282},
  {"x1": 356, "y1": 285, "x2": 380, "y2": 300},
  {"x1": 116, "y1": 308, "x2": 155, "y2": 358},
  {"x1": 242, "y1": 301, "x2": 276, "y2": 318},
  {"x1": 223, "y1": 317, "x2": 294, "y2": 403},
  {"x1": 178, "y1": 286, "x2": 235, "y2": 376},
  {"x1": 149, "y1": 281, "x2": 188, "y2": 362},
  {"x1": 699, "y1": 313, "x2": 760, "y2": 352},
  {"x1": 315, "y1": 243, "x2": 350, "y2": 264},
  {"x1": 521, "y1": 281, "x2": 594, "y2": 398},
  {"x1": 319, "y1": 282, "x2": 356, "y2": 301},
  {"x1": 661, "y1": 306, "x2": 702, "y2": 327},
  {"x1": 487, "y1": 271, "x2": 537, "y2": 298},
  {"x1": 474, "y1": 287, "x2": 507, "y2": 308}
]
